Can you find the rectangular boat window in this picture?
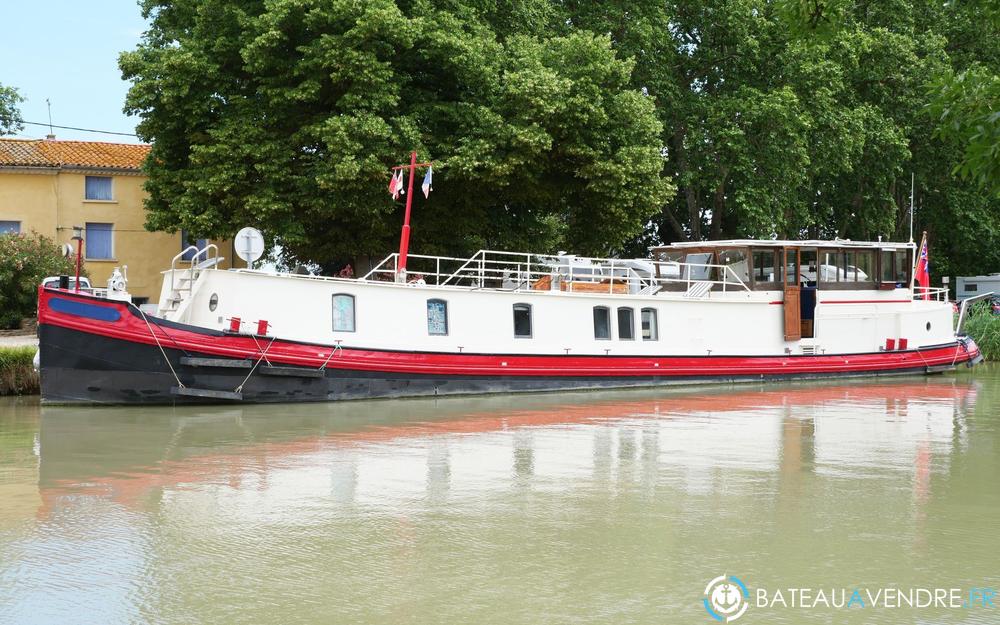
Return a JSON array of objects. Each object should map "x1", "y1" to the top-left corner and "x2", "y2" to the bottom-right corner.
[
  {"x1": 818, "y1": 249, "x2": 841, "y2": 283},
  {"x1": 851, "y1": 250, "x2": 875, "y2": 283},
  {"x1": 332, "y1": 294, "x2": 356, "y2": 332},
  {"x1": 894, "y1": 250, "x2": 911, "y2": 284},
  {"x1": 718, "y1": 249, "x2": 749, "y2": 284},
  {"x1": 641, "y1": 308, "x2": 658, "y2": 341},
  {"x1": 800, "y1": 249, "x2": 817, "y2": 285},
  {"x1": 751, "y1": 249, "x2": 781, "y2": 286},
  {"x1": 880, "y1": 250, "x2": 895, "y2": 283},
  {"x1": 593, "y1": 306, "x2": 611, "y2": 340},
  {"x1": 682, "y1": 252, "x2": 714, "y2": 281},
  {"x1": 513, "y1": 303, "x2": 532, "y2": 338},
  {"x1": 427, "y1": 299, "x2": 448, "y2": 335},
  {"x1": 617, "y1": 307, "x2": 635, "y2": 340}
]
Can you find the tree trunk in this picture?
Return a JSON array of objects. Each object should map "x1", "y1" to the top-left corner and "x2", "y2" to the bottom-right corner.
[
  {"x1": 672, "y1": 124, "x2": 702, "y2": 240},
  {"x1": 710, "y1": 168, "x2": 728, "y2": 240}
]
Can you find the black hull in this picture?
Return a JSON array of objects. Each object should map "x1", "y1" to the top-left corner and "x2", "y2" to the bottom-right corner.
[{"x1": 38, "y1": 324, "x2": 942, "y2": 405}]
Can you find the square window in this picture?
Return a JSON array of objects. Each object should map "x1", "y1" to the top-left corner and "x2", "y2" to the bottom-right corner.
[
  {"x1": 85, "y1": 176, "x2": 113, "y2": 201},
  {"x1": 0, "y1": 220, "x2": 20, "y2": 234},
  {"x1": 85, "y1": 223, "x2": 114, "y2": 259}
]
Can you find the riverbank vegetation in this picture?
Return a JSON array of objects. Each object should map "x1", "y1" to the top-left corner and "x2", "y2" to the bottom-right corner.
[
  {"x1": 0, "y1": 347, "x2": 38, "y2": 396},
  {"x1": 0, "y1": 232, "x2": 79, "y2": 329},
  {"x1": 964, "y1": 305, "x2": 1000, "y2": 362}
]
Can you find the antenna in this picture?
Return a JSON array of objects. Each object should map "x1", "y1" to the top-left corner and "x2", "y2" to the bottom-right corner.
[
  {"x1": 909, "y1": 172, "x2": 914, "y2": 243},
  {"x1": 45, "y1": 99, "x2": 55, "y2": 139}
]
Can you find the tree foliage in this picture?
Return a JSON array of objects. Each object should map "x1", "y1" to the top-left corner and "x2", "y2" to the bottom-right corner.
[
  {"x1": 122, "y1": 0, "x2": 1000, "y2": 278},
  {"x1": 120, "y1": 0, "x2": 671, "y2": 264},
  {"x1": 0, "y1": 233, "x2": 78, "y2": 329},
  {"x1": 0, "y1": 83, "x2": 23, "y2": 136}
]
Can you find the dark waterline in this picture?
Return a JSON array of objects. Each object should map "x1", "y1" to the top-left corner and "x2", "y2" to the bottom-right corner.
[{"x1": 1, "y1": 369, "x2": 999, "y2": 624}]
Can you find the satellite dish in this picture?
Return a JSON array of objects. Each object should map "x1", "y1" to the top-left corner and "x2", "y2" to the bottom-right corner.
[{"x1": 235, "y1": 227, "x2": 265, "y2": 267}]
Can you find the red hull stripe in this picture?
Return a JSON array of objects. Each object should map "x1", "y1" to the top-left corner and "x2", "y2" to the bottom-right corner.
[{"x1": 36, "y1": 289, "x2": 979, "y2": 378}]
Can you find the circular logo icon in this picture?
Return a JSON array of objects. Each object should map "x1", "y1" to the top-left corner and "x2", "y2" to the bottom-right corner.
[{"x1": 703, "y1": 575, "x2": 749, "y2": 622}]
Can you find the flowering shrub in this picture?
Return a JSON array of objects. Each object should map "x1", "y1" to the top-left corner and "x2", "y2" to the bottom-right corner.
[{"x1": 0, "y1": 232, "x2": 80, "y2": 329}]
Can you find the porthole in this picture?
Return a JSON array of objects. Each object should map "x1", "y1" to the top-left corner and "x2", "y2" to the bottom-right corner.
[
  {"x1": 926, "y1": 321, "x2": 931, "y2": 331},
  {"x1": 209, "y1": 293, "x2": 218, "y2": 311}
]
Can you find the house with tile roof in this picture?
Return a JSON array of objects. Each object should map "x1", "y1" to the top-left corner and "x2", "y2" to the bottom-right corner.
[{"x1": 0, "y1": 137, "x2": 230, "y2": 304}]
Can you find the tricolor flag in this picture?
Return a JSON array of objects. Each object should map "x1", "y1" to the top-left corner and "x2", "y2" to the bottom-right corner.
[
  {"x1": 421, "y1": 165, "x2": 433, "y2": 199},
  {"x1": 914, "y1": 232, "x2": 930, "y2": 300}
]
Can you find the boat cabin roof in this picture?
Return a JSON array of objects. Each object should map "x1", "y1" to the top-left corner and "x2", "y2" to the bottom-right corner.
[{"x1": 654, "y1": 239, "x2": 915, "y2": 251}]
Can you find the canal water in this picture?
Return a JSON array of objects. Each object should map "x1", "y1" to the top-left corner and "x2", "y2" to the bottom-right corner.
[{"x1": 1, "y1": 369, "x2": 999, "y2": 625}]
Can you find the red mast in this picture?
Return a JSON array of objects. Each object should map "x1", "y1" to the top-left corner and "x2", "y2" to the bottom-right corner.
[{"x1": 391, "y1": 151, "x2": 432, "y2": 281}]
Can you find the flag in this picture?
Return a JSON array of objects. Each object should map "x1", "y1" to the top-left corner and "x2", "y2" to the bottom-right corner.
[
  {"x1": 914, "y1": 232, "x2": 930, "y2": 300},
  {"x1": 421, "y1": 165, "x2": 433, "y2": 199},
  {"x1": 387, "y1": 170, "x2": 396, "y2": 196},
  {"x1": 391, "y1": 170, "x2": 405, "y2": 200}
]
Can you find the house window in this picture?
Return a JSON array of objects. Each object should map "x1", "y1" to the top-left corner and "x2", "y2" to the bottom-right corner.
[
  {"x1": 513, "y1": 303, "x2": 532, "y2": 338},
  {"x1": 593, "y1": 306, "x2": 611, "y2": 340},
  {"x1": 427, "y1": 299, "x2": 448, "y2": 335},
  {"x1": 84, "y1": 176, "x2": 113, "y2": 201},
  {"x1": 0, "y1": 220, "x2": 20, "y2": 234},
  {"x1": 332, "y1": 294, "x2": 355, "y2": 332},
  {"x1": 964, "y1": 283, "x2": 978, "y2": 292},
  {"x1": 617, "y1": 307, "x2": 635, "y2": 340},
  {"x1": 641, "y1": 308, "x2": 658, "y2": 341},
  {"x1": 85, "y1": 223, "x2": 114, "y2": 259},
  {"x1": 181, "y1": 229, "x2": 209, "y2": 261}
]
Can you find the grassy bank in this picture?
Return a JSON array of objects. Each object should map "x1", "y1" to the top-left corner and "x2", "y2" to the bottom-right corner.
[
  {"x1": 0, "y1": 346, "x2": 38, "y2": 395},
  {"x1": 963, "y1": 304, "x2": 1000, "y2": 362}
]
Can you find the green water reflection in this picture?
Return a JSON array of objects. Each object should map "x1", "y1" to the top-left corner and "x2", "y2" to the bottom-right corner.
[{"x1": 1, "y1": 369, "x2": 999, "y2": 624}]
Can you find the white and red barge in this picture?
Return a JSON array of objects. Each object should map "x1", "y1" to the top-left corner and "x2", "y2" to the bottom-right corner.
[{"x1": 37, "y1": 240, "x2": 982, "y2": 404}]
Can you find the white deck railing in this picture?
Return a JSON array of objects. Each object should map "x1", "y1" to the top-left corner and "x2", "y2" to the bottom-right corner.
[
  {"x1": 912, "y1": 286, "x2": 949, "y2": 302},
  {"x1": 360, "y1": 250, "x2": 751, "y2": 295}
]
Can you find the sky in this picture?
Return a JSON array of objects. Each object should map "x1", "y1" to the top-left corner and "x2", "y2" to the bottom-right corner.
[{"x1": 1, "y1": 1, "x2": 148, "y2": 144}]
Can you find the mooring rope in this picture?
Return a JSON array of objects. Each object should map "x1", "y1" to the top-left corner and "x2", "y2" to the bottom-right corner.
[
  {"x1": 234, "y1": 336, "x2": 277, "y2": 394},
  {"x1": 133, "y1": 304, "x2": 185, "y2": 390},
  {"x1": 317, "y1": 341, "x2": 343, "y2": 371}
]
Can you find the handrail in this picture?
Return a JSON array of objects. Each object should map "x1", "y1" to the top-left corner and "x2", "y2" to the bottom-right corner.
[
  {"x1": 956, "y1": 291, "x2": 994, "y2": 335},
  {"x1": 359, "y1": 250, "x2": 752, "y2": 295},
  {"x1": 169, "y1": 244, "x2": 218, "y2": 293},
  {"x1": 912, "y1": 286, "x2": 949, "y2": 302}
]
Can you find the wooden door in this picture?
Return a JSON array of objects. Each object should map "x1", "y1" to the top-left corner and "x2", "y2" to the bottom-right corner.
[{"x1": 783, "y1": 247, "x2": 801, "y2": 341}]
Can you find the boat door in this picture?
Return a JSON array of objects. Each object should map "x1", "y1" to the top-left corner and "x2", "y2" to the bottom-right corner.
[{"x1": 783, "y1": 247, "x2": 801, "y2": 341}]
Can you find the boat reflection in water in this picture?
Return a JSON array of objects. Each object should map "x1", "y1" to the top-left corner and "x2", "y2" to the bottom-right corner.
[
  {"x1": 5, "y1": 375, "x2": 997, "y2": 625},
  {"x1": 34, "y1": 378, "x2": 977, "y2": 518}
]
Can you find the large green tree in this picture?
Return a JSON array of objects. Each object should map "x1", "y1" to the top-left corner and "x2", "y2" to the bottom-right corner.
[
  {"x1": 566, "y1": 0, "x2": 1000, "y2": 277},
  {"x1": 0, "y1": 83, "x2": 23, "y2": 135},
  {"x1": 120, "y1": 0, "x2": 671, "y2": 265}
]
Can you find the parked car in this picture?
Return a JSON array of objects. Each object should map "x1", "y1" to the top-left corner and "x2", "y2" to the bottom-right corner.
[{"x1": 41, "y1": 276, "x2": 92, "y2": 291}]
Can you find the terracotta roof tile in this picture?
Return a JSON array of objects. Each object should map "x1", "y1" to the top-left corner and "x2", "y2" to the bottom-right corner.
[{"x1": 0, "y1": 138, "x2": 150, "y2": 170}]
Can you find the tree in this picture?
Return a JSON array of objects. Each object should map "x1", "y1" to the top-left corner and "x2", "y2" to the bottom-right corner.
[
  {"x1": 928, "y1": 66, "x2": 1000, "y2": 196},
  {"x1": 0, "y1": 83, "x2": 23, "y2": 136},
  {"x1": 0, "y1": 233, "x2": 78, "y2": 329},
  {"x1": 120, "y1": 0, "x2": 672, "y2": 265}
]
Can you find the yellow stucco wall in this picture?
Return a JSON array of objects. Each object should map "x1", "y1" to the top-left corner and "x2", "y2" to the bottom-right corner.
[{"x1": 0, "y1": 169, "x2": 231, "y2": 303}]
